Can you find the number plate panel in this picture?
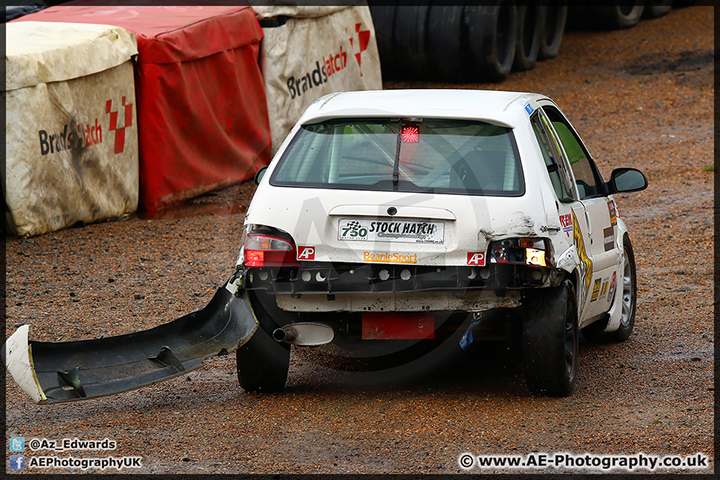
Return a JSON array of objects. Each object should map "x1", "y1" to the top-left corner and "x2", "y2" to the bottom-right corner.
[{"x1": 338, "y1": 218, "x2": 445, "y2": 244}]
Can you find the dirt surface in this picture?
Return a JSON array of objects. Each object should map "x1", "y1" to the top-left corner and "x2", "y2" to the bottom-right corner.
[{"x1": 4, "y1": 6, "x2": 714, "y2": 475}]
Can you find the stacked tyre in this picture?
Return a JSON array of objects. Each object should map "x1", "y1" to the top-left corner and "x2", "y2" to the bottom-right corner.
[
  {"x1": 566, "y1": 2, "x2": 674, "y2": 30},
  {"x1": 369, "y1": 1, "x2": 676, "y2": 83},
  {"x1": 369, "y1": 2, "x2": 563, "y2": 82}
]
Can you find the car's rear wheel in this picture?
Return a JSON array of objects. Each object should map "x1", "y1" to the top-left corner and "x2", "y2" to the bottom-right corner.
[
  {"x1": 522, "y1": 279, "x2": 578, "y2": 397},
  {"x1": 236, "y1": 289, "x2": 291, "y2": 392}
]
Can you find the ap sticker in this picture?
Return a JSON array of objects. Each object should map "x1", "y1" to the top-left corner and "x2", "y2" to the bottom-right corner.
[{"x1": 297, "y1": 246, "x2": 315, "y2": 260}]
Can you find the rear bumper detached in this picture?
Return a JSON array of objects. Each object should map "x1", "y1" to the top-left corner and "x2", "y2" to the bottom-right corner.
[{"x1": 3, "y1": 274, "x2": 257, "y2": 404}]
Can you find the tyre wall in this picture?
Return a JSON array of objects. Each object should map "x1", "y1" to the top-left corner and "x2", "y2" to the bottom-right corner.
[
  {"x1": 15, "y1": 4, "x2": 272, "y2": 212},
  {"x1": 4, "y1": 22, "x2": 139, "y2": 237},
  {"x1": 371, "y1": 2, "x2": 677, "y2": 82}
]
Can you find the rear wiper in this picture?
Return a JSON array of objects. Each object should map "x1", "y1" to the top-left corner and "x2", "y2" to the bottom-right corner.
[{"x1": 392, "y1": 118, "x2": 402, "y2": 188}]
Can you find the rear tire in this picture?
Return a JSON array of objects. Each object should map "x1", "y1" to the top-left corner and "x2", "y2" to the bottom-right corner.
[
  {"x1": 522, "y1": 279, "x2": 578, "y2": 397},
  {"x1": 236, "y1": 290, "x2": 291, "y2": 392},
  {"x1": 236, "y1": 326, "x2": 290, "y2": 392}
]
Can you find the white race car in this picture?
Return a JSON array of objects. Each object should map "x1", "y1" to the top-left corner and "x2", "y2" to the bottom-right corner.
[
  {"x1": 237, "y1": 89, "x2": 648, "y2": 396},
  {"x1": 4, "y1": 89, "x2": 647, "y2": 405}
]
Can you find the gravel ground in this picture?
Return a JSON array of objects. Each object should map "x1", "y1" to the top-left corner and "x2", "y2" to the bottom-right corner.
[{"x1": 4, "y1": 6, "x2": 714, "y2": 475}]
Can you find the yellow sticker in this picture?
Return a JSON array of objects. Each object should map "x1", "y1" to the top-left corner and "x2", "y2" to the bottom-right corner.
[
  {"x1": 363, "y1": 252, "x2": 418, "y2": 264},
  {"x1": 590, "y1": 279, "x2": 601, "y2": 302},
  {"x1": 572, "y1": 210, "x2": 594, "y2": 301},
  {"x1": 600, "y1": 280, "x2": 609, "y2": 298}
]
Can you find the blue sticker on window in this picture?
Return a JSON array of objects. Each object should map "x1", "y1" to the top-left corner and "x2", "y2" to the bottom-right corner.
[{"x1": 521, "y1": 100, "x2": 534, "y2": 115}]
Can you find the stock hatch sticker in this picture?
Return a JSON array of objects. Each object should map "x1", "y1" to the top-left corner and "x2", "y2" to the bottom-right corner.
[{"x1": 339, "y1": 218, "x2": 444, "y2": 244}]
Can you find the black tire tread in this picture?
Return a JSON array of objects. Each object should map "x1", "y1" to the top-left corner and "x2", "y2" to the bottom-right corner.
[
  {"x1": 522, "y1": 279, "x2": 578, "y2": 397},
  {"x1": 539, "y1": 5, "x2": 567, "y2": 60},
  {"x1": 392, "y1": 2, "x2": 432, "y2": 78},
  {"x1": 426, "y1": 4, "x2": 465, "y2": 81},
  {"x1": 643, "y1": 1, "x2": 673, "y2": 19},
  {"x1": 236, "y1": 325, "x2": 290, "y2": 392},
  {"x1": 462, "y1": 4, "x2": 518, "y2": 82},
  {"x1": 236, "y1": 289, "x2": 291, "y2": 392},
  {"x1": 585, "y1": 5, "x2": 645, "y2": 30},
  {"x1": 512, "y1": 5, "x2": 545, "y2": 72},
  {"x1": 368, "y1": 3, "x2": 398, "y2": 79}
]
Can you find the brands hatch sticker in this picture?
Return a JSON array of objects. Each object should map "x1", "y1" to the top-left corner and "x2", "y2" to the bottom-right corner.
[
  {"x1": 286, "y1": 22, "x2": 372, "y2": 99},
  {"x1": 338, "y1": 218, "x2": 444, "y2": 244},
  {"x1": 37, "y1": 96, "x2": 133, "y2": 156}
]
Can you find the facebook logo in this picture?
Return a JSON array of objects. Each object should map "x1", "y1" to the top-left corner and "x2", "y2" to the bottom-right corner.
[
  {"x1": 10, "y1": 454, "x2": 25, "y2": 470},
  {"x1": 9, "y1": 437, "x2": 25, "y2": 452}
]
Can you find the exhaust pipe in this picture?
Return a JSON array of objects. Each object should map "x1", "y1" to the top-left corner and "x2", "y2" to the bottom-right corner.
[{"x1": 273, "y1": 323, "x2": 334, "y2": 346}]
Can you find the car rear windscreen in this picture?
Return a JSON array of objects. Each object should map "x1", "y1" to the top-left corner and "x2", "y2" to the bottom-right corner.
[{"x1": 270, "y1": 118, "x2": 524, "y2": 196}]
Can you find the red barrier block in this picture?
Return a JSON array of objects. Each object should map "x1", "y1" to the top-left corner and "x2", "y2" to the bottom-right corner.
[{"x1": 16, "y1": 3, "x2": 272, "y2": 211}]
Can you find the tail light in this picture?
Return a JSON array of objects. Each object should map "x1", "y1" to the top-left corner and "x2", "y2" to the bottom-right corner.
[
  {"x1": 489, "y1": 238, "x2": 550, "y2": 268},
  {"x1": 243, "y1": 234, "x2": 299, "y2": 268}
]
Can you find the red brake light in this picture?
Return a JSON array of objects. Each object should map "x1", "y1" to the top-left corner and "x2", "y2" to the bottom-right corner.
[
  {"x1": 243, "y1": 234, "x2": 299, "y2": 268},
  {"x1": 402, "y1": 124, "x2": 419, "y2": 143}
]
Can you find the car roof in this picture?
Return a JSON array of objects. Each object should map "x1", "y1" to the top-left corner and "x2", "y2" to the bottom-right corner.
[{"x1": 299, "y1": 89, "x2": 548, "y2": 128}]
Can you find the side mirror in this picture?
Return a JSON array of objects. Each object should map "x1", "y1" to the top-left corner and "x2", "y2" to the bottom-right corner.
[
  {"x1": 608, "y1": 168, "x2": 648, "y2": 194},
  {"x1": 254, "y1": 166, "x2": 268, "y2": 185}
]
